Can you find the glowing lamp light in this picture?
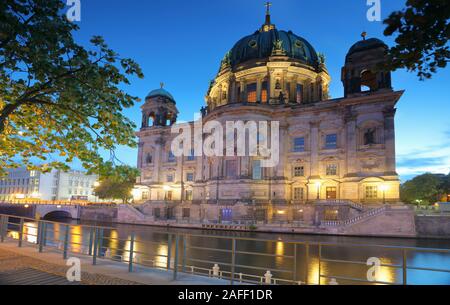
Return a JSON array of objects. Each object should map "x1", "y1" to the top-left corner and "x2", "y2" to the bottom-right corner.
[
  {"x1": 380, "y1": 184, "x2": 389, "y2": 192},
  {"x1": 93, "y1": 181, "x2": 100, "y2": 187},
  {"x1": 15, "y1": 194, "x2": 25, "y2": 199},
  {"x1": 131, "y1": 189, "x2": 141, "y2": 197},
  {"x1": 163, "y1": 185, "x2": 171, "y2": 191},
  {"x1": 277, "y1": 210, "x2": 286, "y2": 215},
  {"x1": 315, "y1": 181, "x2": 322, "y2": 189},
  {"x1": 31, "y1": 192, "x2": 41, "y2": 198},
  {"x1": 24, "y1": 204, "x2": 29, "y2": 208}
]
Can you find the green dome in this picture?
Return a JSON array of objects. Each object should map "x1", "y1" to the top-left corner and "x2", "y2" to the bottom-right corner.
[
  {"x1": 146, "y1": 88, "x2": 175, "y2": 103},
  {"x1": 346, "y1": 38, "x2": 387, "y2": 62},
  {"x1": 228, "y1": 28, "x2": 320, "y2": 69}
]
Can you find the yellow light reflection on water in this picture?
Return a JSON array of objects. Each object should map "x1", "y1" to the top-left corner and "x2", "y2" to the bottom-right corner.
[
  {"x1": 123, "y1": 234, "x2": 139, "y2": 263},
  {"x1": 156, "y1": 244, "x2": 168, "y2": 268},
  {"x1": 70, "y1": 226, "x2": 82, "y2": 253},
  {"x1": 275, "y1": 241, "x2": 284, "y2": 266},
  {"x1": 108, "y1": 230, "x2": 119, "y2": 257},
  {"x1": 24, "y1": 222, "x2": 37, "y2": 244}
]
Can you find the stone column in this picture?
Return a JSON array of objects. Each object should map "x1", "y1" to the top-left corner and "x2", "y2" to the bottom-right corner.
[
  {"x1": 137, "y1": 142, "x2": 144, "y2": 170},
  {"x1": 384, "y1": 107, "x2": 397, "y2": 174},
  {"x1": 154, "y1": 138, "x2": 164, "y2": 183},
  {"x1": 309, "y1": 121, "x2": 320, "y2": 177},
  {"x1": 276, "y1": 125, "x2": 288, "y2": 178},
  {"x1": 256, "y1": 79, "x2": 262, "y2": 103},
  {"x1": 345, "y1": 108, "x2": 358, "y2": 175}
]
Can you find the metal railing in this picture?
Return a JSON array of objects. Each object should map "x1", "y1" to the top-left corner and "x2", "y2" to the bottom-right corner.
[{"x1": 0, "y1": 213, "x2": 450, "y2": 285}]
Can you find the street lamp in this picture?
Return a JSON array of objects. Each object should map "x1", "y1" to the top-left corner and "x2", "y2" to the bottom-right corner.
[
  {"x1": 380, "y1": 184, "x2": 388, "y2": 205},
  {"x1": 315, "y1": 181, "x2": 322, "y2": 200}
]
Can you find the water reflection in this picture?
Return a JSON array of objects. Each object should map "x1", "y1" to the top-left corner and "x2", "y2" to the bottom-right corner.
[{"x1": 5, "y1": 219, "x2": 450, "y2": 285}]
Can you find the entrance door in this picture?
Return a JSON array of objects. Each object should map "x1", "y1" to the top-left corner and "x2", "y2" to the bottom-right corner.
[
  {"x1": 221, "y1": 208, "x2": 233, "y2": 222},
  {"x1": 326, "y1": 187, "x2": 337, "y2": 200}
]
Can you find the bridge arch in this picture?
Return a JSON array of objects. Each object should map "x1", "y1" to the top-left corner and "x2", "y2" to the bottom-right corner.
[{"x1": 41, "y1": 210, "x2": 73, "y2": 221}]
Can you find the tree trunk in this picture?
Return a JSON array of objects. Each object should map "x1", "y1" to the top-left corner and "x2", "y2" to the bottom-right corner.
[{"x1": 0, "y1": 101, "x2": 26, "y2": 134}]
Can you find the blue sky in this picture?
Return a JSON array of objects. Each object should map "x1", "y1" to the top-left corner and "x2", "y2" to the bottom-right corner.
[{"x1": 69, "y1": 0, "x2": 449, "y2": 181}]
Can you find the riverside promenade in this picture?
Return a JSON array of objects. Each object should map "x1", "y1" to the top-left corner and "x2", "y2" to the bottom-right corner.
[{"x1": 0, "y1": 241, "x2": 228, "y2": 285}]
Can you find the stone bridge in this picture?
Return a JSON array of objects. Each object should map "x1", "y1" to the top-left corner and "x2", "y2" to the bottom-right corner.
[{"x1": 0, "y1": 203, "x2": 81, "y2": 220}]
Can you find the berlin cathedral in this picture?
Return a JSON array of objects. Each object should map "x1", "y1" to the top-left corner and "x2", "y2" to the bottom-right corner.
[{"x1": 132, "y1": 5, "x2": 402, "y2": 223}]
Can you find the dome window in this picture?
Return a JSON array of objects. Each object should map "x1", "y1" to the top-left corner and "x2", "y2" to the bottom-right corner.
[{"x1": 248, "y1": 40, "x2": 258, "y2": 48}]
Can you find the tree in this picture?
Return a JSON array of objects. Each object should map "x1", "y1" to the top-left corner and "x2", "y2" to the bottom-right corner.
[
  {"x1": 94, "y1": 162, "x2": 140, "y2": 204},
  {"x1": 400, "y1": 173, "x2": 444, "y2": 204},
  {"x1": 0, "y1": 0, "x2": 144, "y2": 176},
  {"x1": 383, "y1": 0, "x2": 450, "y2": 80}
]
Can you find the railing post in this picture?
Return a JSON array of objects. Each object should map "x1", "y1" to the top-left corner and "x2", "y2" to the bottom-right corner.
[
  {"x1": 98, "y1": 228, "x2": 104, "y2": 257},
  {"x1": 63, "y1": 224, "x2": 70, "y2": 259},
  {"x1": 304, "y1": 243, "x2": 309, "y2": 285},
  {"x1": 39, "y1": 222, "x2": 46, "y2": 253},
  {"x1": 128, "y1": 233, "x2": 135, "y2": 273},
  {"x1": 92, "y1": 228, "x2": 98, "y2": 265},
  {"x1": 402, "y1": 249, "x2": 408, "y2": 285},
  {"x1": 0, "y1": 215, "x2": 5, "y2": 243},
  {"x1": 167, "y1": 234, "x2": 172, "y2": 270},
  {"x1": 173, "y1": 234, "x2": 179, "y2": 281},
  {"x1": 18, "y1": 218, "x2": 24, "y2": 247},
  {"x1": 88, "y1": 227, "x2": 94, "y2": 256},
  {"x1": 231, "y1": 238, "x2": 236, "y2": 285},
  {"x1": 318, "y1": 244, "x2": 322, "y2": 285},
  {"x1": 182, "y1": 235, "x2": 187, "y2": 273},
  {"x1": 36, "y1": 221, "x2": 42, "y2": 246},
  {"x1": 293, "y1": 243, "x2": 297, "y2": 282}
]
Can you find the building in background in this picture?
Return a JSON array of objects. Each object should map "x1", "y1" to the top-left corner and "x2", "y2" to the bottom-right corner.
[{"x1": 0, "y1": 168, "x2": 99, "y2": 202}]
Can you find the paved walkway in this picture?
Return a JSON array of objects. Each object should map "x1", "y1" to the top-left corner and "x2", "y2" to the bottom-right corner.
[{"x1": 0, "y1": 241, "x2": 229, "y2": 285}]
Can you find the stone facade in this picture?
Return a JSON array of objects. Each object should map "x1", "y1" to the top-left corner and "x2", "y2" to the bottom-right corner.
[{"x1": 133, "y1": 12, "x2": 403, "y2": 223}]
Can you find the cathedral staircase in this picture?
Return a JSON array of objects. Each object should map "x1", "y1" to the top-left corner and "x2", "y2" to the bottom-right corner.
[{"x1": 321, "y1": 206, "x2": 387, "y2": 227}]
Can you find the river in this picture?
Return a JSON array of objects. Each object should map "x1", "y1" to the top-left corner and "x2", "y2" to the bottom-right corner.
[{"x1": 15, "y1": 217, "x2": 450, "y2": 285}]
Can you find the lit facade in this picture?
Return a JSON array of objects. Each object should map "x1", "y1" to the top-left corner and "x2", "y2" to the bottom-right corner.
[
  {"x1": 0, "y1": 168, "x2": 99, "y2": 202},
  {"x1": 134, "y1": 10, "x2": 402, "y2": 211}
]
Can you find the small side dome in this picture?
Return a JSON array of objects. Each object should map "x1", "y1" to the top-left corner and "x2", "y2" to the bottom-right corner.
[
  {"x1": 345, "y1": 38, "x2": 388, "y2": 63},
  {"x1": 146, "y1": 87, "x2": 176, "y2": 104}
]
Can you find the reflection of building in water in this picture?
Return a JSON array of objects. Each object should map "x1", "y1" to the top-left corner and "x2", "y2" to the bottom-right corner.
[{"x1": 133, "y1": 4, "x2": 403, "y2": 224}]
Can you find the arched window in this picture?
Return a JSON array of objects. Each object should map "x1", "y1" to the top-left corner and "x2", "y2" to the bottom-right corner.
[
  {"x1": 247, "y1": 83, "x2": 257, "y2": 103},
  {"x1": 146, "y1": 153, "x2": 152, "y2": 164},
  {"x1": 361, "y1": 70, "x2": 378, "y2": 92}
]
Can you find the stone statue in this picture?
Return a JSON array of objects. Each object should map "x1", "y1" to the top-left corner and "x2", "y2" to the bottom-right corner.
[
  {"x1": 364, "y1": 128, "x2": 376, "y2": 145},
  {"x1": 278, "y1": 92, "x2": 285, "y2": 104}
]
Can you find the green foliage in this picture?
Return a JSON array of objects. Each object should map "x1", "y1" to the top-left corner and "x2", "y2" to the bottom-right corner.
[
  {"x1": 383, "y1": 0, "x2": 450, "y2": 79},
  {"x1": 94, "y1": 162, "x2": 140, "y2": 204},
  {"x1": 400, "y1": 173, "x2": 447, "y2": 204},
  {"x1": 0, "y1": 0, "x2": 144, "y2": 176}
]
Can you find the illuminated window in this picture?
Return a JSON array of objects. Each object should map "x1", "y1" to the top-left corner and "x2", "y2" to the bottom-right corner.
[
  {"x1": 293, "y1": 187, "x2": 304, "y2": 200},
  {"x1": 261, "y1": 81, "x2": 268, "y2": 103},
  {"x1": 185, "y1": 191, "x2": 193, "y2": 201},
  {"x1": 365, "y1": 186, "x2": 378, "y2": 199},
  {"x1": 294, "y1": 166, "x2": 305, "y2": 177},
  {"x1": 325, "y1": 134, "x2": 337, "y2": 149},
  {"x1": 247, "y1": 83, "x2": 257, "y2": 103},
  {"x1": 186, "y1": 173, "x2": 194, "y2": 182},
  {"x1": 252, "y1": 160, "x2": 262, "y2": 180},
  {"x1": 326, "y1": 164, "x2": 338, "y2": 176},
  {"x1": 293, "y1": 137, "x2": 305, "y2": 152},
  {"x1": 325, "y1": 209, "x2": 339, "y2": 221}
]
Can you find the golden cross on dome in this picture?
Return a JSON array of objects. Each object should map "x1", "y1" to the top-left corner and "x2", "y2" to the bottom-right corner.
[{"x1": 160, "y1": 82, "x2": 164, "y2": 89}]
